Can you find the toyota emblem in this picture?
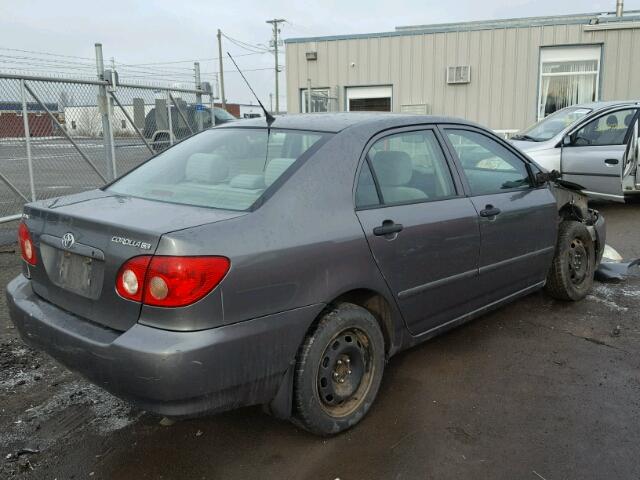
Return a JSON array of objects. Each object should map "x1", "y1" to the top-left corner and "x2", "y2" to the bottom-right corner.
[{"x1": 62, "y1": 232, "x2": 75, "y2": 249}]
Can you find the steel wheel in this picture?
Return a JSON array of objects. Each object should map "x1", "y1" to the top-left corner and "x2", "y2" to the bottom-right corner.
[
  {"x1": 568, "y1": 237, "x2": 590, "y2": 286},
  {"x1": 316, "y1": 328, "x2": 374, "y2": 417},
  {"x1": 546, "y1": 220, "x2": 595, "y2": 301},
  {"x1": 293, "y1": 302, "x2": 385, "y2": 435}
]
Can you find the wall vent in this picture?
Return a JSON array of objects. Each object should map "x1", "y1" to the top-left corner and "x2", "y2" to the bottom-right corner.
[
  {"x1": 447, "y1": 65, "x2": 471, "y2": 84},
  {"x1": 400, "y1": 104, "x2": 430, "y2": 115}
]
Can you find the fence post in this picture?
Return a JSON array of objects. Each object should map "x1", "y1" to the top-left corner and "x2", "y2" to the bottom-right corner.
[
  {"x1": 194, "y1": 62, "x2": 204, "y2": 132},
  {"x1": 166, "y1": 91, "x2": 175, "y2": 146},
  {"x1": 20, "y1": 79, "x2": 36, "y2": 201},
  {"x1": 95, "y1": 43, "x2": 117, "y2": 180}
]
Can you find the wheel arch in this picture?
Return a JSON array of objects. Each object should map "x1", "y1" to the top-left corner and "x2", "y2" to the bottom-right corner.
[
  {"x1": 558, "y1": 202, "x2": 586, "y2": 222},
  {"x1": 326, "y1": 288, "x2": 401, "y2": 356}
]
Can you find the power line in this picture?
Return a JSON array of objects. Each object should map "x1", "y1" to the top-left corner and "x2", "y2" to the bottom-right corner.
[
  {"x1": 0, "y1": 47, "x2": 95, "y2": 61},
  {"x1": 123, "y1": 52, "x2": 264, "y2": 67},
  {"x1": 221, "y1": 33, "x2": 271, "y2": 54},
  {"x1": 122, "y1": 66, "x2": 280, "y2": 79}
]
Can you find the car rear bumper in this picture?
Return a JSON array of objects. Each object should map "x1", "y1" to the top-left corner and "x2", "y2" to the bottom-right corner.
[{"x1": 6, "y1": 274, "x2": 323, "y2": 417}]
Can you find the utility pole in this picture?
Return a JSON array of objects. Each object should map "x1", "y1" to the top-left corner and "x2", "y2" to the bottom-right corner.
[
  {"x1": 266, "y1": 18, "x2": 285, "y2": 114},
  {"x1": 217, "y1": 29, "x2": 226, "y2": 110}
]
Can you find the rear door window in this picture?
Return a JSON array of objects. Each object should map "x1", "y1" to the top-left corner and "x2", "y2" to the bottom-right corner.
[
  {"x1": 108, "y1": 128, "x2": 326, "y2": 211},
  {"x1": 356, "y1": 129, "x2": 456, "y2": 206}
]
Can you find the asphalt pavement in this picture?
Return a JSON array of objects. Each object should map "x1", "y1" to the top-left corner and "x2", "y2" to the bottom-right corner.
[{"x1": 0, "y1": 202, "x2": 639, "y2": 479}]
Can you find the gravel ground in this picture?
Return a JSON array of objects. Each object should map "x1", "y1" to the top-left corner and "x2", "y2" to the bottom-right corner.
[{"x1": 0, "y1": 202, "x2": 639, "y2": 479}]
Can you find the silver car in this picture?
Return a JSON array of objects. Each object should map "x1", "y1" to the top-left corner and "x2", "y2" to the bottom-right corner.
[{"x1": 511, "y1": 101, "x2": 640, "y2": 202}]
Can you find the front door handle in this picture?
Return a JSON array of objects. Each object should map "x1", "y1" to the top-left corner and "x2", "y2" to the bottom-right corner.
[
  {"x1": 605, "y1": 158, "x2": 619, "y2": 166},
  {"x1": 373, "y1": 220, "x2": 403, "y2": 237},
  {"x1": 479, "y1": 205, "x2": 501, "y2": 218}
]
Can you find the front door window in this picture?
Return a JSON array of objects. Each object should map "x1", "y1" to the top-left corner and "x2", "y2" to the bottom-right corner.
[{"x1": 570, "y1": 109, "x2": 637, "y2": 147}]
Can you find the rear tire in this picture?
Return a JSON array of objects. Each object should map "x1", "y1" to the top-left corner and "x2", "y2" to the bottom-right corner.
[
  {"x1": 293, "y1": 303, "x2": 385, "y2": 436},
  {"x1": 545, "y1": 220, "x2": 595, "y2": 301}
]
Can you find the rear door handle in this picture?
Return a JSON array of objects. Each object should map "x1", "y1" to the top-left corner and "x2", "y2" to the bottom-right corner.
[
  {"x1": 479, "y1": 205, "x2": 501, "y2": 218},
  {"x1": 605, "y1": 158, "x2": 619, "y2": 165},
  {"x1": 373, "y1": 220, "x2": 403, "y2": 237}
]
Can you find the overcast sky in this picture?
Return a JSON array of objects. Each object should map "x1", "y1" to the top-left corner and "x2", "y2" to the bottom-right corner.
[{"x1": 2, "y1": 0, "x2": 639, "y2": 108}]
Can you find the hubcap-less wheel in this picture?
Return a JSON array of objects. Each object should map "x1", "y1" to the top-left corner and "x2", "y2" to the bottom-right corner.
[
  {"x1": 316, "y1": 328, "x2": 373, "y2": 417},
  {"x1": 568, "y1": 237, "x2": 589, "y2": 285},
  {"x1": 293, "y1": 302, "x2": 385, "y2": 435},
  {"x1": 545, "y1": 220, "x2": 595, "y2": 302}
]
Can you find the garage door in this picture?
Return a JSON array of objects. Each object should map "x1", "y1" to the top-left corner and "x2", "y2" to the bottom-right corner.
[{"x1": 346, "y1": 86, "x2": 392, "y2": 112}]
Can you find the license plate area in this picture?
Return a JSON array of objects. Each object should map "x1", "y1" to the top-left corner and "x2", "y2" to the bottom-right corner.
[{"x1": 40, "y1": 239, "x2": 105, "y2": 300}]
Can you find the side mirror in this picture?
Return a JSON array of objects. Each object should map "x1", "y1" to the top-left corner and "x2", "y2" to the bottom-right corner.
[
  {"x1": 535, "y1": 170, "x2": 561, "y2": 186},
  {"x1": 561, "y1": 135, "x2": 572, "y2": 147}
]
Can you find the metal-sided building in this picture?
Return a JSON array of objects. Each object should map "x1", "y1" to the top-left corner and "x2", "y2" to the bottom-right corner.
[{"x1": 285, "y1": 9, "x2": 640, "y2": 132}]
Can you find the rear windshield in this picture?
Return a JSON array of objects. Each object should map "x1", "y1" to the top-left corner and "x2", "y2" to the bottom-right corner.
[
  {"x1": 213, "y1": 107, "x2": 237, "y2": 121},
  {"x1": 108, "y1": 128, "x2": 326, "y2": 211}
]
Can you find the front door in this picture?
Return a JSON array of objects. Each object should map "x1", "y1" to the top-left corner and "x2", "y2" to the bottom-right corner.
[
  {"x1": 561, "y1": 108, "x2": 639, "y2": 201},
  {"x1": 441, "y1": 127, "x2": 558, "y2": 303},
  {"x1": 354, "y1": 128, "x2": 481, "y2": 336}
]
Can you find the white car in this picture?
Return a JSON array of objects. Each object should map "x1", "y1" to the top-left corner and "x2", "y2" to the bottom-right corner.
[{"x1": 511, "y1": 101, "x2": 640, "y2": 202}]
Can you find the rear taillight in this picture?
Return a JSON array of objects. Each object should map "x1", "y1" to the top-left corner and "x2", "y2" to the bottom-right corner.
[
  {"x1": 116, "y1": 255, "x2": 152, "y2": 302},
  {"x1": 116, "y1": 256, "x2": 230, "y2": 308},
  {"x1": 18, "y1": 222, "x2": 37, "y2": 266}
]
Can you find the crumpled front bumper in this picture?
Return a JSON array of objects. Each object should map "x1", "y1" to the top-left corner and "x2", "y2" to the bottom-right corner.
[
  {"x1": 590, "y1": 209, "x2": 606, "y2": 266},
  {"x1": 6, "y1": 274, "x2": 322, "y2": 417}
]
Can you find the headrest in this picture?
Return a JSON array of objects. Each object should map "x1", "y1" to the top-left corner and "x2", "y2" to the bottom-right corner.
[
  {"x1": 371, "y1": 151, "x2": 413, "y2": 186},
  {"x1": 606, "y1": 115, "x2": 619, "y2": 128},
  {"x1": 185, "y1": 153, "x2": 228, "y2": 184},
  {"x1": 265, "y1": 158, "x2": 296, "y2": 187},
  {"x1": 229, "y1": 174, "x2": 265, "y2": 190},
  {"x1": 624, "y1": 113, "x2": 635, "y2": 127}
]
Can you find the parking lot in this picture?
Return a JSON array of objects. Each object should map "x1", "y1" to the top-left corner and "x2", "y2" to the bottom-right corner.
[
  {"x1": 0, "y1": 137, "x2": 151, "y2": 225},
  {"x1": 0, "y1": 201, "x2": 637, "y2": 479}
]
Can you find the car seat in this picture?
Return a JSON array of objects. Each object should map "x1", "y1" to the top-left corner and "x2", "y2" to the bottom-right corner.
[{"x1": 371, "y1": 151, "x2": 427, "y2": 203}]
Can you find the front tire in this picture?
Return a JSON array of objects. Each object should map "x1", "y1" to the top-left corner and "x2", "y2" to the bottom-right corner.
[
  {"x1": 293, "y1": 303, "x2": 385, "y2": 436},
  {"x1": 545, "y1": 220, "x2": 595, "y2": 301}
]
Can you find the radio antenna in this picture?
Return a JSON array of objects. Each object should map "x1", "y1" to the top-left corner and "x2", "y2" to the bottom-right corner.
[{"x1": 227, "y1": 52, "x2": 275, "y2": 126}]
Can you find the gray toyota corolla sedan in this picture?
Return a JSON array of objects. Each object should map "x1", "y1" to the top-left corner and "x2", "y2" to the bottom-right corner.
[{"x1": 6, "y1": 113, "x2": 605, "y2": 435}]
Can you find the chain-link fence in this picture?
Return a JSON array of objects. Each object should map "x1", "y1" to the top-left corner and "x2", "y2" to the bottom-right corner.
[{"x1": 0, "y1": 72, "x2": 214, "y2": 242}]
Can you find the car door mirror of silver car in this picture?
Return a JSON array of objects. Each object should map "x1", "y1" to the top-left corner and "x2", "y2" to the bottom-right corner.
[{"x1": 561, "y1": 135, "x2": 573, "y2": 147}]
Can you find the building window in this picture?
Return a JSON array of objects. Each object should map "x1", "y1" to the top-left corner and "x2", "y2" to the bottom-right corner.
[
  {"x1": 121, "y1": 119, "x2": 127, "y2": 129},
  {"x1": 300, "y1": 88, "x2": 330, "y2": 113},
  {"x1": 346, "y1": 86, "x2": 392, "y2": 112},
  {"x1": 538, "y1": 45, "x2": 601, "y2": 120},
  {"x1": 71, "y1": 120, "x2": 76, "y2": 129}
]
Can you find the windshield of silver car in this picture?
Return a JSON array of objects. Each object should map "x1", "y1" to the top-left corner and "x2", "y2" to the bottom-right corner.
[
  {"x1": 107, "y1": 128, "x2": 326, "y2": 211},
  {"x1": 513, "y1": 107, "x2": 592, "y2": 142}
]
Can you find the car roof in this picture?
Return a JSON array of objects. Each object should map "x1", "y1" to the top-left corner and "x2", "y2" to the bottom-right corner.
[
  {"x1": 216, "y1": 112, "x2": 478, "y2": 133},
  {"x1": 573, "y1": 100, "x2": 640, "y2": 111}
]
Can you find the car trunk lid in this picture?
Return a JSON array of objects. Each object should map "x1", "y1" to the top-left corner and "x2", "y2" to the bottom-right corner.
[{"x1": 26, "y1": 190, "x2": 245, "y2": 332}]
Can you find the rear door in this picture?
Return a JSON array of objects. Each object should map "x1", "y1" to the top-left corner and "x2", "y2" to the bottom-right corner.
[
  {"x1": 355, "y1": 127, "x2": 481, "y2": 336},
  {"x1": 561, "y1": 107, "x2": 639, "y2": 201},
  {"x1": 441, "y1": 127, "x2": 558, "y2": 304}
]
